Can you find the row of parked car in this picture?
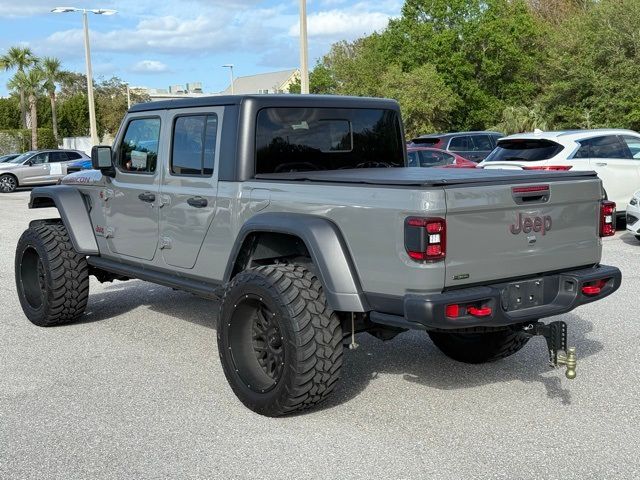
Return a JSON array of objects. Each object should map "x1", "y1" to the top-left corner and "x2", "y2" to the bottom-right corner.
[
  {"x1": 0, "y1": 149, "x2": 90, "y2": 193},
  {"x1": 408, "y1": 128, "x2": 640, "y2": 228}
]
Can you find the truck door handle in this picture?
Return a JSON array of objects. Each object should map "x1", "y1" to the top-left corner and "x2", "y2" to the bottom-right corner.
[
  {"x1": 595, "y1": 162, "x2": 608, "y2": 167},
  {"x1": 187, "y1": 196, "x2": 208, "y2": 208},
  {"x1": 138, "y1": 192, "x2": 156, "y2": 203}
]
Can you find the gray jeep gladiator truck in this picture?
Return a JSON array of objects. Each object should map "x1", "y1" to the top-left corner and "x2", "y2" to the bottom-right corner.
[{"x1": 15, "y1": 95, "x2": 621, "y2": 416}]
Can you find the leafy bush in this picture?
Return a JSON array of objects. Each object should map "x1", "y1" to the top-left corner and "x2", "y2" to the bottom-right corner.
[{"x1": 37, "y1": 128, "x2": 57, "y2": 149}]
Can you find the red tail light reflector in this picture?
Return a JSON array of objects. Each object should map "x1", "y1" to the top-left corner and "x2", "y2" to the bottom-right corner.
[
  {"x1": 405, "y1": 217, "x2": 446, "y2": 261},
  {"x1": 600, "y1": 201, "x2": 616, "y2": 237},
  {"x1": 467, "y1": 306, "x2": 492, "y2": 317},
  {"x1": 522, "y1": 166, "x2": 573, "y2": 171},
  {"x1": 445, "y1": 304, "x2": 459, "y2": 318},
  {"x1": 582, "y1": 279, "x2": 609, "y2": 296}
]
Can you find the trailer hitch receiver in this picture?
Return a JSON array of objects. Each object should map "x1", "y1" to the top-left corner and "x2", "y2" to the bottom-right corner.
[{"x1": 523, "y1": 321, "x2": 577, "y2": 379}]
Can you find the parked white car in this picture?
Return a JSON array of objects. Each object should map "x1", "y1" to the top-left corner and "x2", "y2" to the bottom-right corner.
[
  {"x1": 478, "y1": 129, "x2": 640, "y2": 214},
  {"x1": 626, "y1": 191, "x2": 640, "y2": 240}
]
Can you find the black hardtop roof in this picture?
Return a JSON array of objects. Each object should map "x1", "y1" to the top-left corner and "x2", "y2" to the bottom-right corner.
[{"x1": 128, "y1": 94, "x2": 401, "y2": 113}]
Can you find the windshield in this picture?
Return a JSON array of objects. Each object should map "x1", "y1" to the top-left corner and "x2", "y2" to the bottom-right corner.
[
  {"x1": 8, "y1": 152, "x2": 35, "y2": 164},
  {"x1": 484, "y1": 140, "x2": 563, "y2": 162},
  {"x1": 255, "y1": 107, "x2": 404, "y2": 174}
]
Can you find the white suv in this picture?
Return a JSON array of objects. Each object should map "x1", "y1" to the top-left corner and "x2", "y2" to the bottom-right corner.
[{"x1": 478, "y1": 129, "x2": 640, "y2": 213}]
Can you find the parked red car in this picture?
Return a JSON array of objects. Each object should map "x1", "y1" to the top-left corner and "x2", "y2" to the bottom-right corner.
[{"x1": 407, "y1": 147, "x2": 477, "y2": 168}]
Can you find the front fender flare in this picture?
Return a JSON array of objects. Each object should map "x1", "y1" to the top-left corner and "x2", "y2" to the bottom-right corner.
[
  {"x1": 225, "y1": 212, "x2": 368, "y2": 312},
  {"x1": 29, "y1": 185, "x2": 99, "y2": 255}
]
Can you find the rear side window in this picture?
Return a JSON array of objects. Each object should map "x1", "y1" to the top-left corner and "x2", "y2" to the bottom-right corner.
[
  {"x1": 484, "y1": 139, "x2": 564, "y2": 162},
  {"x1": 118, "y1": 117, "x2": 161, "y2": 173},
  {"x1": 255, "y1": 108, "x2": 403, "y2": 173},
  {"x1": 410, "y1": 137, "x2": 440, "y2": 146},
  {"x1": 448, "y1": 136, "x2": 472, "y2": 152},
  {"x1": 409, "y1": 150, "x2": 455, "y2": 167},
  {"x1": 576, "y1": 136, "x2": 630, "y2": 159},
  {"x1": 67, "y1": 152, "x2": 82, "y2": 160},
  {"x1": 171, "y1": 114, "x2": 218, "y2": 176},
  {"x1": 622, "y1": 136, "x2": 640, "y2": 159},
  {"x1": 50, "y1": 152, "x2": 68, "y2": 162},
  {"x1": 473, "y1": 135, "x2": 493, "y2": 151}
]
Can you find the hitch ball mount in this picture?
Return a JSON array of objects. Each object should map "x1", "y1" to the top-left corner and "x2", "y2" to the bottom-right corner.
[{"x1": 523, "y1": 321, "x2": 577, "y2": 379}]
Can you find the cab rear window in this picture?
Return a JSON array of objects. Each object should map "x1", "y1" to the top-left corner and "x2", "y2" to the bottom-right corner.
[
  {"x1": 255, "y1": 107, "x2": 404, "y2": 174},
  {"x1": 484, "y1": 139, "x2": 563, "y2": 162}
]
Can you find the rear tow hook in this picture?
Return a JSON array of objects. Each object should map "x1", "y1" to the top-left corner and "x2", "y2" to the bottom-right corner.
[{"x1": 523, "y1": 321, "x2": 577, "y2": 379}]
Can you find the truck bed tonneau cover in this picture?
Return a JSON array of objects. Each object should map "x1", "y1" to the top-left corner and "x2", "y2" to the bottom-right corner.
[{"x1": 254, "y1": 168, "x2": 598, "y2": 187}]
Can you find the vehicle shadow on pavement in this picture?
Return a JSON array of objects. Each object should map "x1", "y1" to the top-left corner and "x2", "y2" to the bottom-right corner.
[
  {"x1": 78, "y1": 281, "x2": 601, "y2": 409},
  {"x1": 323, "y1": 312, "x2": 601, "y2": 410},
  {"x1": 78, "y1": 280, "x2": 217, "y2": 329},
  {"x1": 619, "y1": 232, "x2": 639, "y2": 246}
]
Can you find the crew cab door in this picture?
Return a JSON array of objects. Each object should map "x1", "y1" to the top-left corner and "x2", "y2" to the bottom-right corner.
[
  {"x1": 104, "y1": 115, "x2": 163, "y2": 261},
  {"x1": 158, "y1": 108, "x2": 221, "y2": 269}
]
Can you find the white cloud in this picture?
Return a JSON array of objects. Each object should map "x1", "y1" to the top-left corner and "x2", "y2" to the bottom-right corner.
[
  {"x1": 131, "y1": 60, "x2": 169, "y2": 73},
  {"x1": 290, "y1": 10, "x2": 392, "y2": 38}
]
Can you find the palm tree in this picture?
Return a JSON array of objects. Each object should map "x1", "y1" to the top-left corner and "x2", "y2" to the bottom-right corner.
[
  {"x1": 8, "y1": 68, "x2": 44, "y2": 149},
  {"x1": 41, "y1": 57, "x2": 65, "y2": 143},
  {"x1": 0, "y1": 46, "x2": 38, "y2": 128}
]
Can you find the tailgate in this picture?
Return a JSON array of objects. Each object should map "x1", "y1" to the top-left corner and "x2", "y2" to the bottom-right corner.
[{"x1": 444, "y1": 178, "x2": 602, "y2": 288}]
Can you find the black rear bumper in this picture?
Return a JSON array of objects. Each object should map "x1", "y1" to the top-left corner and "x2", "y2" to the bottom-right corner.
[{"x1": 369, "y1": 264, "x2": 621, "y2": 330}]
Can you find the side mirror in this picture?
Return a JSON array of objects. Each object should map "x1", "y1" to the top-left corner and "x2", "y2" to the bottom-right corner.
[
  {"x1": 25, "y1": 160, "x2": 33, "y2": 166},
  {"x1": 91, "y1": 145, "x2": 115, "y2": 177}
]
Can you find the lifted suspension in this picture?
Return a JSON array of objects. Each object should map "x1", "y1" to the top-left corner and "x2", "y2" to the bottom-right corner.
[{"x1": 523, "y1": 321, "x2": 577, "y2": 379}]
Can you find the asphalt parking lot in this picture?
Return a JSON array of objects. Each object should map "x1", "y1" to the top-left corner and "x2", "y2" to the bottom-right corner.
[{"x1": 1, "y1": 189, "x2": 639, "y2": 479}]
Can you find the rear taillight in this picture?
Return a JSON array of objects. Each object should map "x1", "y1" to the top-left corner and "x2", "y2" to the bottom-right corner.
[
  {"x1": 522, "y1": 166, "x2": 573, "y2": 171},
  {"x1": 405, "y1": 217, "x2": 446, "y2": 261},
  {"x1": 600, "y1": 201, "x2": 616, "y2": 237}
]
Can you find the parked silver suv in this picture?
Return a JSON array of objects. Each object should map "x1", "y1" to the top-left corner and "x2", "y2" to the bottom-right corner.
[{"x1": 0, "y1": 149, "x2": 89, "y2": 193}]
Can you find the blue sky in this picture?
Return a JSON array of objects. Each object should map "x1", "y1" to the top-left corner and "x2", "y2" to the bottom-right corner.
[{"x1": 0, "y1": 0, "x2": 401, "y2": 96}]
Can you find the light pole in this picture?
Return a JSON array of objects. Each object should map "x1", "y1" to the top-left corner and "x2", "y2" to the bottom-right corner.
[
  {"x1": 222, "y1": 64, "x2": 235, "y2": 94},
  {"x1": 299, "y1": 0, "x2": 309, "y2": 94},
  {"x1": 51, "y1": 7, "x2": 117, "y2": 145},
  {"x1": 124, "y1": 82, "x2": 131, "y2": 109}
]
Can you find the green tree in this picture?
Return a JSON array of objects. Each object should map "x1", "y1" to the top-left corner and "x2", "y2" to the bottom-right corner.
[
  {"x1": 8, "y1": 68, "x2": 45, "y2": 149},
  {"x1": 380, "y1": 64, "x2": 458, "y2": 138},
  {"x1": 0, "y1": 97, "x2": 20, "y2": 129},
  {"x1": 41, "y1": 57, "x2": 66, "y2": 143},
  {"x1": 543, "y1": 0, "x2": 640, "y2": 130},
  {"x1": 94, "y1": 76, "x2": 150, "y2": 136},
  {"x1": 0, "y1": 46, "x2": 38, "y2": 128},
  {"x1": 57, "y1": 93, "x2": 89, "y2": 138},
  {"x1": 492, "y1": 105, "x2": 549, "y2": 134}
]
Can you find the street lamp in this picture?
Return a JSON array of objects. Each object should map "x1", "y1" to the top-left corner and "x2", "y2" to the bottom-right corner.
[
  {"x1": 123, "y1": 82, "x2": 131, "y2": 109},
  {"x1": 51, "y1": 7, "x2": 117, "y2": 145},
  {"x1": 299, "y1": 0, "x2": 309, "y2": 94},
  {"x1": 222, "y1": 64, "x2": 235, "y2": 95}
]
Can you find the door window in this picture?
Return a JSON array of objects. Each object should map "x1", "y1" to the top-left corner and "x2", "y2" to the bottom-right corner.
[
  {"x1": 118, "y1": 117, "x2": 161, "y2": 173},
  {"x1": 622, "y1": 135, "x2": 640, "y2": 159},
  {"x1": 578, "y1": 136, "x2": 630, "y2": 159},
  {"x1": 49, "y1": 152, "x2": 68, "y2": 162},
  {"x1": 472, "y1": 135, "x2": 493, "y2": 151},
  {"x1": 171, "y1": 114, "x2": 218, "y2": 176},
  {"x1": 30, "y1": 152, "x2": 49, "y2": 164},
  {"x1": 448, "y1": 136, "x2": 472, "y2": 152}
]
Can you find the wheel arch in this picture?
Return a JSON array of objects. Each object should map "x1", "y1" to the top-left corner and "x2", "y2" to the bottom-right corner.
[
  {"x1": 29, "y1": 185, "x2": 99, "y2": 255},
  {"x1": 224, "y1": 212, "x2": 368, "y2": 312}
]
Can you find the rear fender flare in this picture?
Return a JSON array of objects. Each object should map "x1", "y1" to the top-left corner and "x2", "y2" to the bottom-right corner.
[
  {"x1": 225, "y1": 212, "x2": 368, "y2": 312},
  {"x1": 29, "y1": 185, "x2": 99, "y2": 255}
]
